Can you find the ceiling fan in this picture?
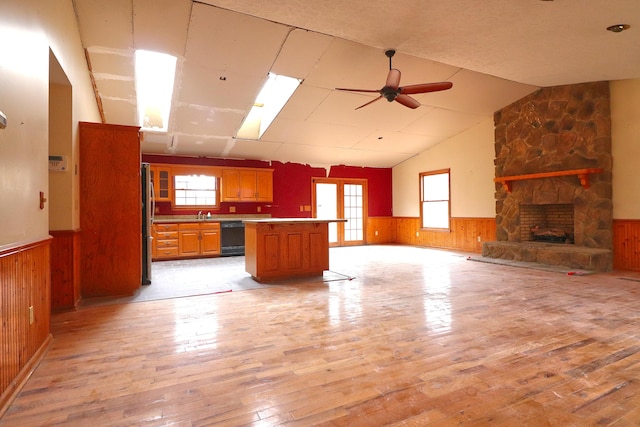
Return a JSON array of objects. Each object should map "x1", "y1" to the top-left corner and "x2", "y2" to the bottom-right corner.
[{"x1": 336, "y1": 49, "x2": 453, "y2": 110}]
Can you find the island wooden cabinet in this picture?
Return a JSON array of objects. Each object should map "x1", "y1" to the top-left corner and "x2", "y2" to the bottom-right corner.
[
  {"x1": 221, "y1": 168, "x2": 273, "y2": 202},
  {"x1": 244, "y1": 219, "x2": 344, "y2": 282}
]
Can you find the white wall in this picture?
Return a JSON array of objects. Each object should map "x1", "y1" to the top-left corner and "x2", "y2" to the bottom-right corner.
[
  {"x1": 0, "y1": 0, "x2": 100, "y2": 247},
  {"x1": 611, "y1": 79, "x2": 640, "y2": 219},
  {"x1": 392, "y1": 118, "x2": 496, "y2": 218}
]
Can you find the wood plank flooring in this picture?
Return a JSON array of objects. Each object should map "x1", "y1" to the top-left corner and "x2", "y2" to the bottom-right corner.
[{"x1": 3, "y1": 245, "x2": 640, "y2": 426}]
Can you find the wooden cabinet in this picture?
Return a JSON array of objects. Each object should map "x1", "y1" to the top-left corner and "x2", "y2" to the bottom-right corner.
[
  {"x1": 153, "y1": 222, "x2": 221, "y2": 259},
  {"x1": 153, "y1": 223, "x2": 179, "y2": 259},
  {"x1": 255, "y1": 169, "x2": 273, "y2": 202},
  {"x1": 200, "y1": 223, "x2": 221, "y2": 255},
  {"x1": 150, "y1": 164, "x2": 172, "y2": 201},
  {"x1": 221, "y1": 168, "x2": 273, "y2": 202},
  {"x1": 79, "y1": 122, "x2": 141, "y2": 297},
  {"x1": 178, "y1": 222, "x2": 221, "y2": 257},
  {"x1": 244, "y1": 220, "x2": 334, "y2": 282}
]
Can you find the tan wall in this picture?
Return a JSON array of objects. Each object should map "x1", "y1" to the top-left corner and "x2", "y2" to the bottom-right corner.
[
  {"x1": 394, "y1": 79, "x2": 640, "y2": 223},
  {"x1": 611, "y1": 79, "x2": 640, "y2": 220},
  {"x1": 49, "y1": 81, "x2": 74, "y2": 230},
  {"x1": 392, "y1": 118, "x2": 496, "y2": 218},
  {"x1": 0, "y1": 0, "x2": 99, "y2": 247}
]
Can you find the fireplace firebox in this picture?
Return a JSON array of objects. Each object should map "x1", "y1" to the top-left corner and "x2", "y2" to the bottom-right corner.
[{"x1": 519, "y1": 203, "x2": 574, "y2": 244}]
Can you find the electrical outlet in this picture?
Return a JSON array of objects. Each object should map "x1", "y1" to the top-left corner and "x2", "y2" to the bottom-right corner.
[
  {"x1": 415, "y1": 231, "x2": 419, "y2": 237},
  {"x1": 375, "y1": 230, "x2": 379, "y2": 236},
  {"x1": 257, "y1": 206, "x2": 261, "y2": 212},
  {"x1": 477, "y1": 236, "x2": 482, "y2": 242},
  {"x1": 229, "y1": 206, "x2": 236, "y2": 213},
  {"x1": 29, "y1": 306, "x2": 34, "y2": 325}
]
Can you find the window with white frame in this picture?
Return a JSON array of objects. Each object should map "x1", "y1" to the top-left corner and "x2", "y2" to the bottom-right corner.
[
  {"x1": 174, "y1": 175, "x2": 218, "y2": 207},
  {"x1": 420, "y1": 169, "x2": 450, "y2": 229}
]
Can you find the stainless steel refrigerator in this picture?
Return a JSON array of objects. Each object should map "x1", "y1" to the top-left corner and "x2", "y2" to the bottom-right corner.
[{"x1": 141, "y1": 163, "x2": 154, "y2": 285}]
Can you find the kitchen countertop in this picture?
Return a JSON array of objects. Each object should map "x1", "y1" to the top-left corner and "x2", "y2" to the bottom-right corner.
[
  {"x1": 243, "y1": 218, "x2": 347, "y2": 224},
  {"x1": 153, "y1": 214, "x2": 270, "y2": 224}
]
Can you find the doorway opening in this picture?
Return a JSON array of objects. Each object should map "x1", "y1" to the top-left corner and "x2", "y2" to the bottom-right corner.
[{"x1": 312, "y1": 178, "x2": 367, "y2": 246}]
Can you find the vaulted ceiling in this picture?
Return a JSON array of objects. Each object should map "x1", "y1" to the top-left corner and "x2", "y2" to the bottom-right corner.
[{"x1": 72, "y1": 0, "x2": 639, "y2": 168}]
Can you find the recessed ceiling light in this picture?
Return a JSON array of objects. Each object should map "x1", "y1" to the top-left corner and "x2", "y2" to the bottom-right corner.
[
  {"x1": 135, "y1": 50, "x2": 177, "y2": 132},
  {"x1": 607, "y1": 24, "x2": 630, "y2": 33}
]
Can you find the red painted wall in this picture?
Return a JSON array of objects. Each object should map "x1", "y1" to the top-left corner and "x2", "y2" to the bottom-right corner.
[
  {"x1": 329, "y1": 165, "x2": 393, "y2": 217},
  {"x1": 141, "y1": 155, "x2": 392, "y2": 218}
]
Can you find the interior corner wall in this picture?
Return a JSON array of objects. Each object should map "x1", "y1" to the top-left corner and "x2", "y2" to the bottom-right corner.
[
  {"x1": 0, "y1": 0, "x2": 100, "y2": 246},
  {"x1": 611, "y1": 78, "x2": 640, "y2": 219},
  {"x1": 392, "y1": 118, "x2": 496, "y2": 218}
]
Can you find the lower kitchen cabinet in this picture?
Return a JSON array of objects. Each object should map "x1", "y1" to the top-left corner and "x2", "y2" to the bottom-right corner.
[
  {"x1": 200, "y1": 223, "x2": 221, "y2": 255},
  {"x1": 153, "y1": 223, "x2": 179, "y2": 259},
  {"x1": 179, "y1": 222, "x2": 221, "y2": 258},
  {"x1": 153, "y1": 222, "x2": 220, "y2": 260}
]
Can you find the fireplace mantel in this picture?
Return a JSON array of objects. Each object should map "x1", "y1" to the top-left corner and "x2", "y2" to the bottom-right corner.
[{"x1": 494, "y1": 168, "x2": 603, "y2": 193}]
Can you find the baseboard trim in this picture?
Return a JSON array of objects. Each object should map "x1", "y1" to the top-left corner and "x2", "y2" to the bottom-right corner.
[{"x1": 0, "y1": 333, "x2": 53, "y2": 419}]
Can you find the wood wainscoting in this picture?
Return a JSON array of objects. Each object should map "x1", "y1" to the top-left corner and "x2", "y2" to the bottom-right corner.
[
  {"x1": 0, "y1": 238, "x2": 53, "y2": 417},
  {"x1": 613, "y1": 219, "x2": 640, "y2": 271},
  {"x1": 394, "y1": 217, "x2": 497, "y2": 253},
  {"x1": 50, "y1": 230, "x2": 81, "y2": 310},
  {"x1": 366, "y1": 217, "x2": 396, "y2": 244}
]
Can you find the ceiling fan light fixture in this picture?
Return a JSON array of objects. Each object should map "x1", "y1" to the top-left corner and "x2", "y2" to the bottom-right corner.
[
  {"x1": 607, "y1": 24, "x2": 630, "y2": 33},
  {"x1": 335, "y1": 49, "x2": 453, "y2": 110}
]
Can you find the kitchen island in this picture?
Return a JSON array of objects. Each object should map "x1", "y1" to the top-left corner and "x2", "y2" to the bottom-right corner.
[{"x1": 243, "y1": 218, "x2": 346, "y2": 283}]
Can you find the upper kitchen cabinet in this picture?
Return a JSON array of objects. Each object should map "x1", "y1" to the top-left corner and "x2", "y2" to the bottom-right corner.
[
  {"x1": 79, "y1": 122, "x2": 142, "y2": 298},
  {"x1": 221, "y1": 168, "x2": 273, "y2": 202},
  {"x1": 150, "y1": 164, "x2": 172, "y2": 201}
]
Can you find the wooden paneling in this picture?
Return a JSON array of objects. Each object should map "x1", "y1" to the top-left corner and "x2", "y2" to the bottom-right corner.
[
  {"x1": 245, "y1": 221, "x2": 330, "y2": 282},
  {"x1": 613, "y1": 219, "x2": 640, "y2": 271},
  {"x1": 395, "y1": 217, "x2": 497, "y2": 253},
  {"x1": 49, "y1": 230, "x2": 81, "y2": 311},
  {"x1": 366, "y1": 217, "x2": 395, "y2": 244},
  {"x1": 79, "y1": 122, "x2": 142, "y2": 298},
  {"x1": 0, "y1": 238, "x2": 53, "y2": 417},
  {"x1": 395, "y1": 217, "x2": 421, "y2": 246}
]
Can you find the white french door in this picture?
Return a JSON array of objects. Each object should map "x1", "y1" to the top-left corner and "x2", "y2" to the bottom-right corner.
[{"x1": 312, "y1": 178, "x2": 367, "y2": 246}]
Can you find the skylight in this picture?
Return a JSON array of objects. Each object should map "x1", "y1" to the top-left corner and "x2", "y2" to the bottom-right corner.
[
  {"x1": 135, "y1": 50, "x2": 177, "y2": 132},
  {"x1": 236, "y1": 73, "x2": 301, "y2": 140}
]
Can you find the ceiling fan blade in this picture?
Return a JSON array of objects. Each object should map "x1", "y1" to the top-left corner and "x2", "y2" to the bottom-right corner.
[
  {"x1": 400, "y1": 81, "x2": 453, "y2": 95},
  {"x1": 394, "y1": 94, "x2": 421, "y2": 109},
  {"x1": 355, "y1": 96, "x2": 383, "y2": 110},
  {"x1": 335, "y1": 87, "x2": 380, "y2": 93},
  {"x1": 386, "y1": 69, "x2": 401, "y2": 89}
]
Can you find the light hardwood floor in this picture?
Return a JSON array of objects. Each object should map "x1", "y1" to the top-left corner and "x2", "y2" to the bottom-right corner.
[{"x1": 2, "y1": 245, "x2": 640, "y2": 426}]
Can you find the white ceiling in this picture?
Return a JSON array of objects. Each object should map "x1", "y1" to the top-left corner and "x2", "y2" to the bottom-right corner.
[{"x1": 72, "y1": 0, "x2": 640, "y2": 168}]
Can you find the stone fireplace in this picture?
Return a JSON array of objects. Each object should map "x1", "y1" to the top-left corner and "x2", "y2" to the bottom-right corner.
[{"x1": 482, "y1": 82, "x2": 613, "y2": 272}]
